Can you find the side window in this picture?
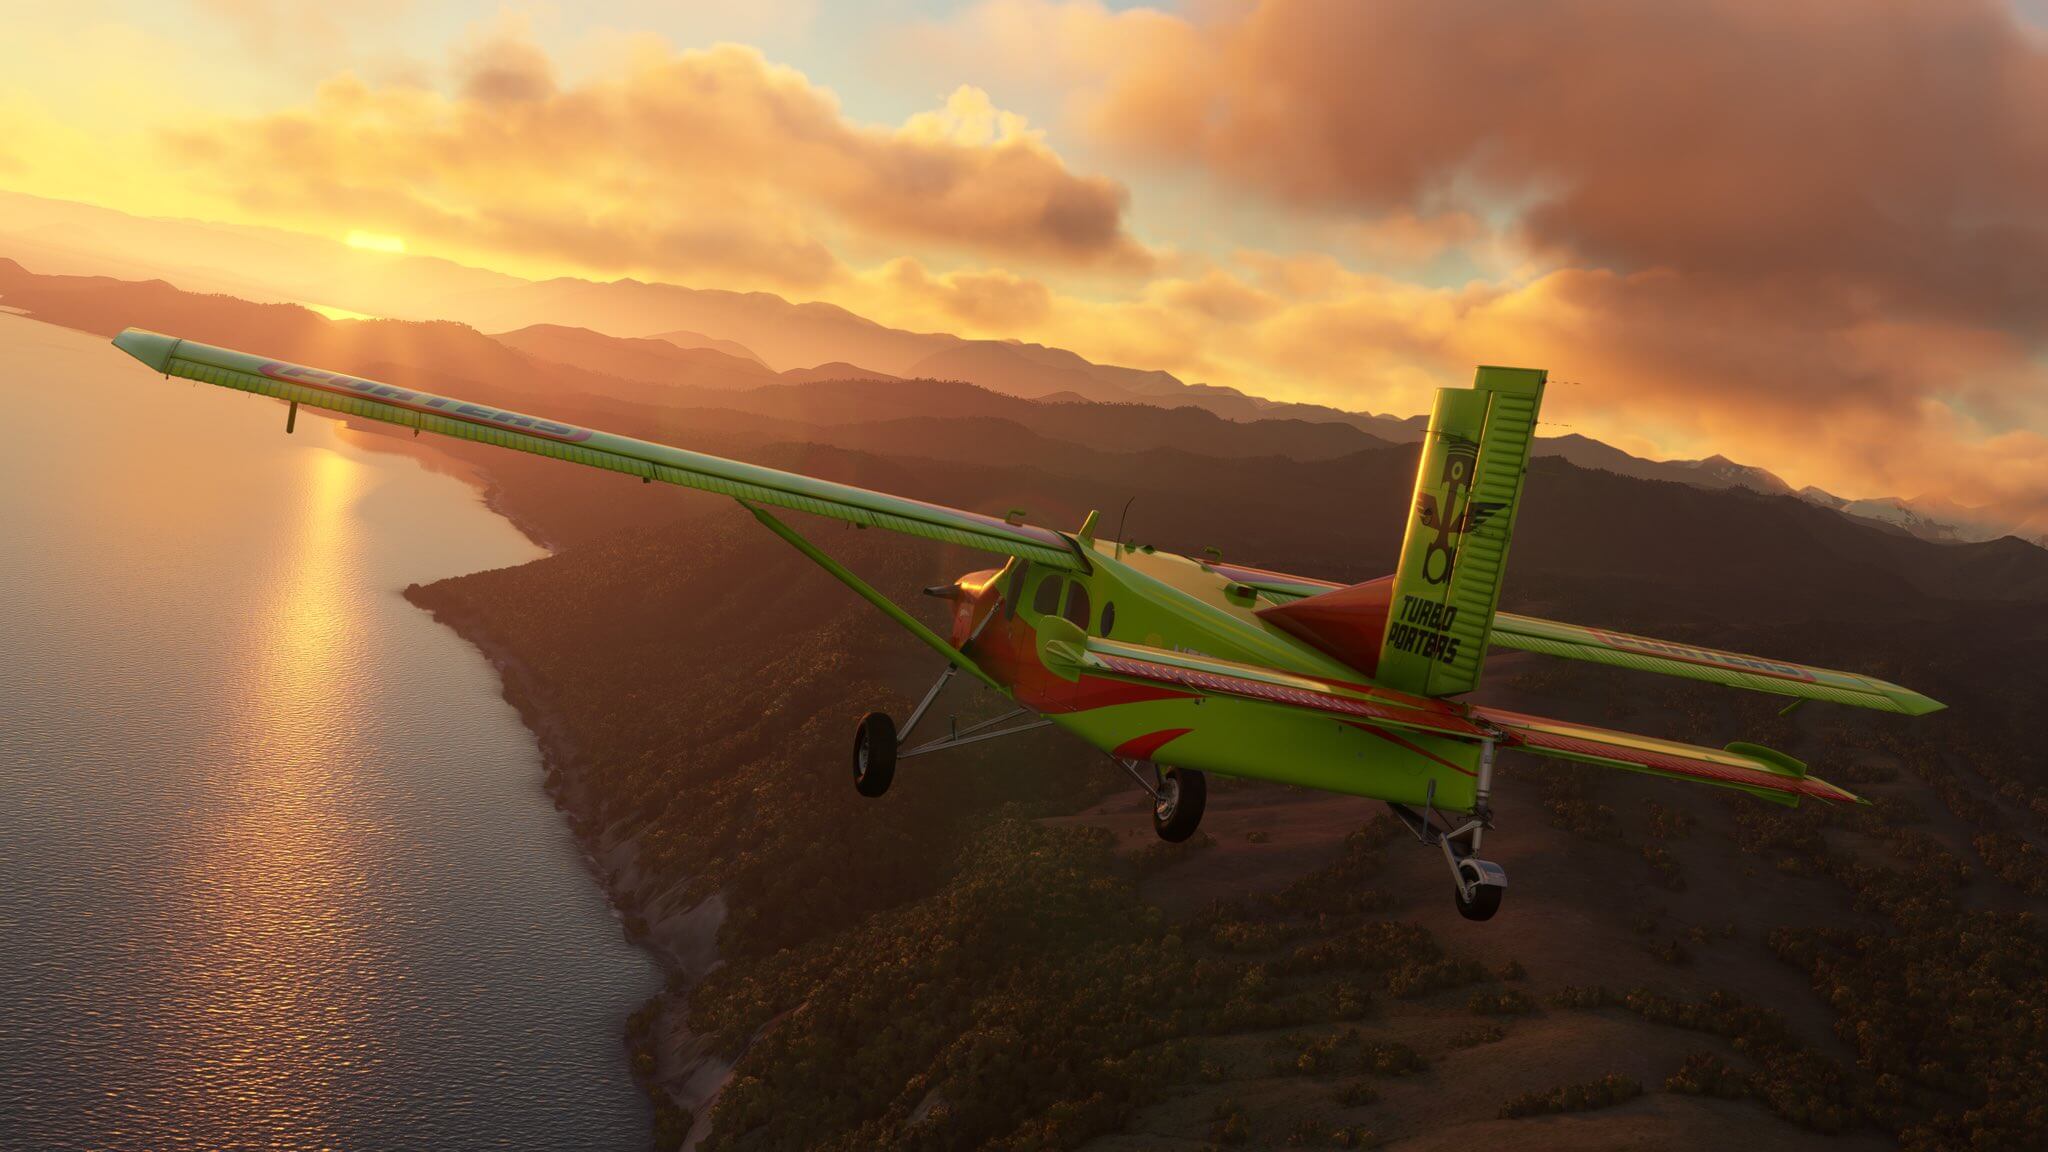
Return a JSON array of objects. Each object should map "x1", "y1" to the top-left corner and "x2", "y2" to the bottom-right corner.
[
  {"x1": 1033, "y1": 573, "x2": 1063, "y2": 616},
  {"x1": 1006, "y1": 562, "x2": 1029, "y2": 618},
  {"x1": 1100, "y1": 600, "x2": 1117, "y2": 637},
  {"x1": 1062, "y1": 582, "x2": 1091, "y2": 631}
]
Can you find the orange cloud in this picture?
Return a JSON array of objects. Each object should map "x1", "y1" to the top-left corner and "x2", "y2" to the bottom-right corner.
[
  {"x1": 159, "y1": 31, "x2": 1149, "y2": 290},
  {"x1": 874, "y1": 258, "x2": 1055, "y2": 328},
  {"x1": 913, "y1": 0, "x2": 2048, "y2": 519},
  {"x1": 837, "y1": 243, "x2": 2048, "y2": 520},
  {"x1": 1084, "y1": 0, "x2": 2048, "y2": 330},
  {"x1": 1335, "y1": 211, "x2": 1488, "y2": 270}
]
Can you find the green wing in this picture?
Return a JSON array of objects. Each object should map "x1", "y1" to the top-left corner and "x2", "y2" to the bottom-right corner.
[
  {"x1": 112, "y1": 328, "x2": 1085, "y2": 570},
  {"x1": 1488, "y1": 612, "x2": 1942, "y2": 715}
]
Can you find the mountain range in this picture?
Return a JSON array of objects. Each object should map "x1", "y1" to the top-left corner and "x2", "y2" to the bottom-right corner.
[{"x1": 0, "y1": 186, "x2": 2037, "y2": 552}]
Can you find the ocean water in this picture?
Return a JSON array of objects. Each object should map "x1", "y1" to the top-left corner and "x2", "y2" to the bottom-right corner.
[{"x1": 0, "y1": 315, "x2": 660, "y2": 1150}]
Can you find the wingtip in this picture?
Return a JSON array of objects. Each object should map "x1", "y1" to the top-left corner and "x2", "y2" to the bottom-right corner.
[{"x1": 112, "y1": 328, "x2": 181, "y2": 374}]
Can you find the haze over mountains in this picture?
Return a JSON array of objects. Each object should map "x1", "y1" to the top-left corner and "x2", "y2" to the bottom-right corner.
[{"x1": 0, "y1": 187, "x2": 2037, "y2": 551}]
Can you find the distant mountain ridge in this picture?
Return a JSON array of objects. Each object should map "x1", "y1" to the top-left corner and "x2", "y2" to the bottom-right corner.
[
  {"x1": 649, "y1": 329, "x2": 764, "y2": 365},
  {"x1": 0, "y1": 189, "x2": 1419, "y2": 437},
  {"x1": 1815, "y1": 491, "x2": 2048, "y2": 550},
  {"x1": 493, "y1": 325, "x2": 777, "y2": 391},
  {"x1": 0, "y1": 186, "x2": 2039, "y2": 553}
]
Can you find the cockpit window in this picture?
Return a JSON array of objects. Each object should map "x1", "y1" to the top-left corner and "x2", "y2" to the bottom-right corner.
[
  {"x1": 1033, "y1": 573, "x2": 1063, "y2": 616},
  {"x1": 1062, "y1": 582, "x2": 1091, "y2": 631},
  {"x1": 1006, "y1": 562, "x2": 1028, "y2": 617}
]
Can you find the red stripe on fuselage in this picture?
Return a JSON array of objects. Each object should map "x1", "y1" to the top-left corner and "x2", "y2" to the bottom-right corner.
[
  {"x1": 966, "y1": 604, "x2": 1194, "y2": 713},
  {"x1": 1113, "y1": 727, "x2": 1193, "y2": 762},
  {"x1": 1352, "y1": 723, "x2": 1476, "y2": 776},
  {"x1": 1090, "y1": 652, "x2": 1487, "y2": 736}
]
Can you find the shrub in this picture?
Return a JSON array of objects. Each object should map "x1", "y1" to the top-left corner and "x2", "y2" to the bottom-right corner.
[
  {"x1": 1546, "y1": 985, "x2": 1614, "y2": 1010},
  {"x1": 1209, "y1": 1101, "x2": 1250, "y2": 1145},
  {"x1": 1334, "y1": 1081, "x2": 1379, "y2": 1106},
  {"x1": 1386, "y1": 957, "x2": 1490, "y2": 998},
  {"x1": 1499, "y1": 1074, "x2": 1642, "y2": 1119},
  {"x1": 1467, "y1": 988, "x2": 1534, "y2": 1016},
  {"x1": 1665, "y1": 1052, "x2": 1749, "y2": 1099},
  {"x1": 1287, "y1": 1118, "x2": 1377, "y2": 1148},
  {"x1": 1448, "y1": 1023, "x2": 1506, "y2": 1049},
  {"x1": 1357, "y1": 1039, "x2": 1427, "y2": 1077},
  {"x1": 1640, "y1": 844, "x2": 1688, "y2": 891},
  {"x1": 1271, "y1": 1030, "x2": 1352, "y2": 1076}
]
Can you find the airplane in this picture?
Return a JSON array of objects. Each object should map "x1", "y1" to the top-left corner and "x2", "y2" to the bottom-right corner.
[{"x1": 109, "y1": 329, "x2": 1943, "y2": 920}]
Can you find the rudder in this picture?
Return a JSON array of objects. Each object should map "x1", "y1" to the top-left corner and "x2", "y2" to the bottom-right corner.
[{"x1": 1377, "y1": 366, "x2": 1547, "y2": 696}]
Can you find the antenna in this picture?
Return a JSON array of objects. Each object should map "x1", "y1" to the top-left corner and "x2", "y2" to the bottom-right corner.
[{"x1": 1115, "y1": 495, "x2": 1136, "y2": 557}]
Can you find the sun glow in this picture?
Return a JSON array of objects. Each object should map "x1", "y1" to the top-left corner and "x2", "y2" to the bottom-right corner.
[
  {"x1": 344, "y1": 230, "x2": 407, "y2": 254},
  {"x1": 302, "y1": 301, "x2": 379, "y2": 322}
]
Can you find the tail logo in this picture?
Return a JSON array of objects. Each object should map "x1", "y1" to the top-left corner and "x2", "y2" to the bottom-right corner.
[{"x1": 1415, "y1": 438, "x2": 1505, "y2": 584}]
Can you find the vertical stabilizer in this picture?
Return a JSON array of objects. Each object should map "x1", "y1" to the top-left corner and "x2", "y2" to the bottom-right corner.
[{"x1": 1377, "y1": 366, "x2": 1547, "y2": 696}]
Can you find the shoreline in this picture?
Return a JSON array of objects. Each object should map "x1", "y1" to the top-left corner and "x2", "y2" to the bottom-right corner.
[
  {"x1": 224, "y1": 390, "x2": 716, "y2": 1145},
  {"x1": 333, "y1": 421, "x2": 565, "y2": 554},
  {"x1": 342, "y1": 400, "x2": 711, "y2": 1145},
  {"x1": 403, "y1": 578, "x2": 726, "y2": 1151}
]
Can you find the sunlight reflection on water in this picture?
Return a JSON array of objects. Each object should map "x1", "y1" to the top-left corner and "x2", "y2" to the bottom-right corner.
[{"x1": 0, "y1": 315, "x2": 658, "y2": 1151}]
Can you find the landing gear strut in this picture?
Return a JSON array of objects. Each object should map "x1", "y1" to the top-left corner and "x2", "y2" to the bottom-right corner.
[
  {"x1": 1117, "y1": 758, "x2": 1207, "y2": 842},
  {"x1": 848, "y1": 660, "x2": 1050, "y2": 798},
  {"x1": 1390, "y1": 739, "x2": 1506, "y2": 921}
]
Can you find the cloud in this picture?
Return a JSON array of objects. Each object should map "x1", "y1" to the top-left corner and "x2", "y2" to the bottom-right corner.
[
  {"x1": 1083, "y1": 0, "x2": 2048, "y2": 330},
  {"x1": 159, "y1": 30, "x2": 1149, "y2": 289},
  {"x1": 921, "y1": 0, "x2": 2048, "y2": 519},
  {"x1": 901, "y1": 86, "x2": 1037, "y2": 149},
  {"x1": 1335, "y1": 210, "x2": 1489, "y2": 270},
  {"x1": 452, "y1": 17, "x2": 558, "y2": 104},
  {"x1": 874, "y1": 258, "x2": 1055, "y2": 328},
  {"x1": 189, "y1": 0, "x2": 411, "y2": 70},
  {"x1": 836, "y1": 238, "x2": 2048, "y2": 520}
]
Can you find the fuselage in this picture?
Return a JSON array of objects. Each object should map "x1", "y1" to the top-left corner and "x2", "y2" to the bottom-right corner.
[{"x1": 937, "y1": 539, "x2": 1485, "y2": 812}]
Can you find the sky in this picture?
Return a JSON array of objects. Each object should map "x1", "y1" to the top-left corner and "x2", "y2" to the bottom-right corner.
[{"x1": 5, "y1": 0, "x2": 2048, "y2": 521}]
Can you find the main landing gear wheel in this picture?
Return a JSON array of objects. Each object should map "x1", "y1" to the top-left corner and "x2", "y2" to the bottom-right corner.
[
  {"x1": 853, "y1": 712, "x2": 897, "y2": 798},
  {"x1": 1452, "y1": 857, "x2": 1506, "y2": 922},
  {"x1": 1388, "y1": 737, "x2": 1510, "y2": 922},
  {"x1": 1151, "y1": 767, "x2": 1207, "y2": 843}
]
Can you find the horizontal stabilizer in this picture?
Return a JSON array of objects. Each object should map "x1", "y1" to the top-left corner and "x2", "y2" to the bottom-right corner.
[
  {"x1": 1216, "y1": 559, "x2": 1941, "y2": 717},
  {"x1": 1078, "y1": 637, "x2": 1863, "y2": 806},
  {"x1": 1490, "y1": 613, "x2": 1943, "y2": 716},
  {"x1": 1469, "y1": 707, "x2": 1860, "y2": 806}
]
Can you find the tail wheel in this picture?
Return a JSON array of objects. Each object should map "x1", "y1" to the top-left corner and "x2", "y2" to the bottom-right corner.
[
  {"x1": 1151, "y1": 767, "x2": 1206, "y2": 842},
  {"x1": 853, "y1": 712, "x2": 897, "y2": 798},
  {"x1": 1453, "y1": 858, "x2": 1505, "y2": 921}
]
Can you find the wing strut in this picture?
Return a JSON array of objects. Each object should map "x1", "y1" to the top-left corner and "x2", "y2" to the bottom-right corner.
[{"x1": 741, "y1": 502, "x2": 999, "y2": 691}]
